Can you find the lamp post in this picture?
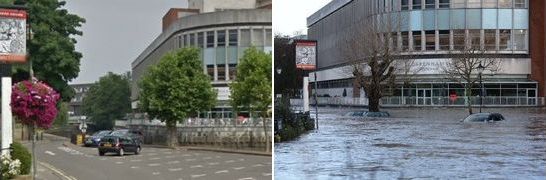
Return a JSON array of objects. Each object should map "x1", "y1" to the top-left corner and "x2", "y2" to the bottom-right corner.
[{"x1": 477, "y1": 63, "x2": 485, "y2": 113}]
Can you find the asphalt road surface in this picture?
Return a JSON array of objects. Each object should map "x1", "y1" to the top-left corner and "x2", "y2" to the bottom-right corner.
[{"x1": 26, "y1": 134, "x2": 271, "y2": 180}]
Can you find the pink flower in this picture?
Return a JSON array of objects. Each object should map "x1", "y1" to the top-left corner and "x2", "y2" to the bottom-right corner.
[{"x1": 11, "y1": 80, "x2": 60, "y2": 129}]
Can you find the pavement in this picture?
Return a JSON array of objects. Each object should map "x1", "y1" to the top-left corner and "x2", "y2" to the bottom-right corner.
[{"x1": 22, "y1": 133, "x2": 272, "y2": 180}]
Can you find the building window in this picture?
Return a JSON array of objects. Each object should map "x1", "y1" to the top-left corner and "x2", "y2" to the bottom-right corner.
[
  {"x1": 265, "y1": 29, "x2": 272, "y2": 46},
  {"x1": 483, "y1": 0, "x2": 497, "y2": 8},
  {"x1": 391, "y1": 32, "x2": 399, "y2": 51},
  {"x1": 402, "y1": 0, "x2": 409, "y2": 10},
  {"x1": 402, "y1": 31, "x2": 409, "y2": 51},
  {"x1": 206, "y1": 31, "x2": 214, "y2": 48},
  {"x1": 413, "y1": 0, "x2": 422, "y2": 10},
  {"x1": 197, "y1": 32, "x2": 204, "y2": 48},
  {"x1": 217, "y1": 64, "x2": 226, "y2": 81},
  {"x1": 240, "y1": 29, "x2": 251, "y2": 47},
  {"x1": 499, "y1": 0, "x2": 512, "y2": 8},
  {"x1": 252, "y1": 29, "x2": 264, "y2": 46},
  {"x1": 207, "y1": 65, "x2": 215, "y2": 81},
  {"x1": 425, "y1": 30, "x2": 435, "y2": 50},
  {"x1": 514, "y1": 0, "x2": 526, "y2": 8},
  {"x1": 439, "y1": 0, "x2": 450, "y2": 8},
  {"x1": 499, "y1": 29, "x2": 511, "y2": 50},
  {"x1": 453, "y1": 30, "x2": 465, "y2": 50},
  {"x1": 425, "y1": 0, "x2": 435, "y2": 9},
  {"x1": 184, "y1": 34, "x2": 190, "y2": 47},
  {"x1": 484, "y1": 30, "x2": 496, "y2": 50},
  {"x1": 228, "y1": 64, "x2": 237, "y2": 80},
  {"x1": 412, "y1": 31, "x2": 422, "y2": 51},
  {"x1": 439, "y1": 30, "x2": 450, "y2": 50},
  {"x1": 468, "y1": 30, "x2": 481, "y2": 49},
  {"x1": 217, "y1": 30, "x2": 226, "y2": 47},
  {"x1": 513, "y1": 29, "x2": 526, "y2": 50},
  {"x1": 451, "y1": 0, "x2": 465, "y2": 8},
  {"x1": 467, "y1": 0, "x2": 481, "y2": 8},
  {"x1": 228, "y1": 30, "x2": 237, "y2": 46},
  {"x1": 178, "y1": 35, "x2": 182, "y2": 48}
]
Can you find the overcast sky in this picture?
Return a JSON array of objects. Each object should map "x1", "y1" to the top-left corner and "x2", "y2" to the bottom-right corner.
[
  {"x1": 273, "y1": 0, "x2": 331, "y2": 36},
  {"x1": 64, "y1": 0, "x2": 187, "y2": 84}
]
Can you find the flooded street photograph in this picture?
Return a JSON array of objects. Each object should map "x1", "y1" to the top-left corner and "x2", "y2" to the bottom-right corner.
[{"x1": 275, "y1": 107, "x2": 546, "y2": 179}]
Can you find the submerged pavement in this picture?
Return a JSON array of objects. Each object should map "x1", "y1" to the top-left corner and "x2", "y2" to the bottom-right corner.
[{"x1": 275, "y1": 107, "x2": 546, "y2": 179}]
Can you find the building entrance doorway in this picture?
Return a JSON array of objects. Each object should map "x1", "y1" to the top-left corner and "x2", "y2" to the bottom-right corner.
[{"x1": 417, "y1": 89, "x2": 432, "y2": 105}]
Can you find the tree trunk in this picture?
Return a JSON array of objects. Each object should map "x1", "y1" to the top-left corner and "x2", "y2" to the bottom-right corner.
[
  {"x1": 368, "y1": 96, "x2": 380, "y2": 112},
  {"x1": 465, "y1": 87, "x2": 473, "y2": 115},
  {"x1": 166, "y1": 121, "x2": 177, "y2": 147}
]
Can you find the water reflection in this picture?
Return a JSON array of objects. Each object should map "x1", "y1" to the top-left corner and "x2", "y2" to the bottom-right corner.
[{"x1": 275, "y1": 107, "x2": 546, "y2": 179}]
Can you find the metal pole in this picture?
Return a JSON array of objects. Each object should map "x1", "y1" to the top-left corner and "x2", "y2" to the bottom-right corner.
[
  {"x1": 479, "y1": 73, "x2": 483, "y2": 113},
  {"x1": 32, "y1": 124, "x2": 36, "y2": 180},
  {"x1": 314, "y1": 72, "x2": 319, "y2": 130}
]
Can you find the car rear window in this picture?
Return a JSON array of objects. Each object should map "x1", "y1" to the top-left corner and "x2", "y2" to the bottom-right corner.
[{"x1": 100, "y1": 136, "x2": 118, "y2": 143}]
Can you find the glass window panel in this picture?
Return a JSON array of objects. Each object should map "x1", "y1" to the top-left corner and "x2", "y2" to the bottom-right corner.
[
  {"x1": 466, "y1": 9, "x2": 482, "y2": 29},
  {"x1": 467, "y1": 0, "x2": 481, "y2": 8},
  {"x1": 482, "y1": 9, "x2": 498, "y2": 29},
  {"x1": 451, "y1": 10, "x2": 465, "y2": 29},
  {"x1": 413, "y1": 31, "x2": 422, "y2": 51},
  {"x1": 217, "y1": 30, "x2": 226, "y2": 47},
  {"x1": 514, "y1": 0, "x2": 525, "y2": 8},
  {"x1": 499, "y1": 29, "x2": 511, "y2": 50},
  {"x1": 228, "y1": 64, "x2": 237, "y2": 80},
  {"x1": 469, "y1": 30, "x2": 481, "y2": 49},
  {"x1": 498, "y1": 0, "x2": 512, "y2": 8},
  {"x1": 438, "y1": 10, "x2": 450, "y2": 30},
  {"x1": 206, "y1": 31, "x2": 214, "y2": 48},
  {"x1": 402, "y1": 31, "x2": 409, "y2": 51},
  {"x1": 513, "y1": 29, "x2": 526, "y2": 50},
  {"x1": 484, "y1": 30, "x2": 496, "y2": 50},
  {"x1": 514, "y1": 9, "x2": 528, "y2": 29},
  {"x1": 252, "y1": 29, "x2": 264, "y2": 46},
  {"x1": 190, "y1": 33, "x2": 196, "y2": 46},
  {"x1": 413, "y1": 0, "x2": 422, "y2": 10},
  {"x1": 204, "y1": 48, "x2": 215, "y2": 65},
  {"x1": 227, "y1": 47, "x2": 237, "y2": 64},
  {"x1": 423, "y1": 10, "x2": 435, "y2": 30},
  {"x1": 197, "y1": 32, "x2": 204, "y2": 48},
  {"x1": 217, "y1": 64, "x2": 226, "y2": 81},
  {"x1": 401, "y1": 12, "x2": 410, "y2": 31},
  {"x1": 439, "y1": 0, "x2": 450, "y2": 8},
  {"x1": 402, "y1": 0, "x2": 409, "y2": 10},
  {"x1": 240, "y1": 29, "x2": 251, "y2": 47},
  {"x1": 451, "y1": 0, "x2": 465, "y2": 8},
  {"x1": 206, "y1": 65, "x2": 214, "y2": 81},
  {"x1": 410, "y1": 11, "x2": 422, "y2": 31},
  {"x1": 184, "y1": 34, "x2": 190, "y2": 47},
  {"x1": 425, "y1": 30, "x2": 435, "y2": 50},
  {"x1": 392, "y1": 32, "x2": 399, "y2": 51},
  {"x1": 483, "y1": 0, "x2": 498, "y2": 8},
  {"x1": 228, "y1": 30, "x2": 237, "y2": 46},
  {"x1": 216, "y1": 47, "x2": 225, "y2": 64},
  {"x1": 425, "y1": 0, "x2": 435, "y2": 9},
  {"x1": 265, "y1": 29, "x2": 272, "y2": 46},
  {"x1": 498, "y1": 9, "x2": 513, "y2": 29},
  {"x1": 439, "y1": 30, "x2": 450, "y2": 50},
  {"x1": 453, "y1": 30, "x2": 465, "y2": 50}
]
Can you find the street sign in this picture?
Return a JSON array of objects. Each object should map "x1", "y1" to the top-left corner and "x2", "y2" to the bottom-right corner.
[
  {"x1": 295, "y1": 40, "x2": 317, "y2": 70},
  {"x1": 0, "y1": 8, "x2": 27, "y2": 63}
]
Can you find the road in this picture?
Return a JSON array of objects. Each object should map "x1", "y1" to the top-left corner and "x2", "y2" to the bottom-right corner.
[
  {"x1": 275, "y1": 107, "x2": 546, "y2": 179},
  {"x1": 26, "y1": 134, "x2": 271, "y2": 180}
]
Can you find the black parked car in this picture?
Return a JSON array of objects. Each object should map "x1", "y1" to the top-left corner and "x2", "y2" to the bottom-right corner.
[
  {"x1": 84, "y1": 130, "x2": 112, "y2": 147},
  {"x1": 98, "y1": 135, "x2": 141, "y2": 156},
  {"x1": 463, "y1": 113, "x2": 505, "y2": 122}
]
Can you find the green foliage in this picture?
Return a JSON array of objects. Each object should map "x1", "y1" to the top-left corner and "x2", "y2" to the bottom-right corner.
[
  {"x1": 230, "y1": 47, "x2": 272, "y2": 117},
  {"x1": 0, "y1": 0, "x2": 13, "y2": 5},
  {"x1": 82, "y1": 72, "x2": 131, "y2": 130},
  {"x1": 139, "y1": 48, "x2": 216, "y2": 127},
  {"x1": 10, "y1": 142, "x2": 31, "y2": 175},
  {"x1": 11, "y1": 0, "x2": 85, "y2": 101},
  {"x1": 53, "y1": 102, "x2": 69, "y2": 127}
]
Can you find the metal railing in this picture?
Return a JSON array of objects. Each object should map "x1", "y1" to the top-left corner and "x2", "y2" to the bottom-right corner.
[
  {"x1": 118, "y1": 118, "x2": 272, "y2": 127},
  {"x1": 291, "y1": 96, "x2": 545, "y2": 107}
]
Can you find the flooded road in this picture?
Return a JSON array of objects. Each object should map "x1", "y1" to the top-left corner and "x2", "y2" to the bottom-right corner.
[{"x1": 274, "y1": 107, "x2": 546, "y2": 179}]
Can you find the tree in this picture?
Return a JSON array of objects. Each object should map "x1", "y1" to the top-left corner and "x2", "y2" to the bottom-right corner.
[
  {"x1": 230, "y1": 47, "x2": 272, "y2": 152},
  {"x1": 139, "y1": 48, "x2": 216, "y2": 147},
  {"x1": 442, "y1": 48, "x2": 500, "y2": 114},
  {"x1": 9, "y1": 0, "x2": 85, "y2": 101},
  {"x1": 53, "y1": 102, "x2": 69, "y2": 128},
  {"x1": 82, "y1": 72, "x2": 131, "y2": 130},
  {"x1": 342, "y1": 16, "x2": 403, "y2": 112}
]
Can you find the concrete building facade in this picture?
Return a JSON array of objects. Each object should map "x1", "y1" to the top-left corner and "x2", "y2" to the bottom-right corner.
[
  {"x1": 308, "y1": 0, "x2": 545, "y2": 106},
  {"x1": 131, "y1": 0, "x2": 272, "y2": 118}
]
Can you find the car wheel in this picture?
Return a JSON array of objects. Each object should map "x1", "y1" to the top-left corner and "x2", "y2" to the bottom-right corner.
[
  {"x1": 135, "y1": 147, "x2": 141, "y2": 155},
  {"x1": 118, "y1": 148, "x2": 124, "y2": 156},
  {"x1": 99, "y1": 151, "x2": 105, "y2": 156}
]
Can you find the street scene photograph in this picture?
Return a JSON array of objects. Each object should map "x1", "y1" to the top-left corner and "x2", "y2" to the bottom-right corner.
[
  {"x1": 274, "y1": 0, "x2": 546, "y2": 179},
  {"x1": 0, "y1": 0, "x2": 272, "y2": 179}
]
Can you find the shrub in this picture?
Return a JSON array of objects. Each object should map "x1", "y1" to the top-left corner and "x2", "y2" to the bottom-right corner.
[
  {"x1": 10, "y1": 142, "x2": 31, "y2": 175},
  {"x1": 1, "y1": 154, "x2": 21, "y2": 179}
]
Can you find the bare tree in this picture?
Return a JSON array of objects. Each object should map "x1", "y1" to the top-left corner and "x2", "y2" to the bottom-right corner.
[
  {"x1": 342, "y1": 14, "x2": 406, "y2": 112},
  {"x1": 442, "y1": 48, "x2": 501, "y2": 114}
]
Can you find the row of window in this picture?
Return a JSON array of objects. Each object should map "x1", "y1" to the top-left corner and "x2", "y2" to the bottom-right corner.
[
  {"x1": 389, "y1": 29, "x2": 527, "y2": 52},
  {"x1": 382, "y1": 0, "x2": 527, "y2": 12},
  {"x1": 176, "y1": 28, "x2": 272, "y2": 49},
  {"x1": 206, "y1": 64, "x2": 237, "y2": 81}
]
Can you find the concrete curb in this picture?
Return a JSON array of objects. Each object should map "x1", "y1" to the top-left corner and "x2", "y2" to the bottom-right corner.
[{"x1": 180, "y1": 146, "x2": 272, "y2": 156}]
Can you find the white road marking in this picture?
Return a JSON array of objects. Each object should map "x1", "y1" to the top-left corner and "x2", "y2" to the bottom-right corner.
[
  {"x1": 225, "y1": 160, "x2": 236, "y2": 163},
  {"x1": 130, "y1": 159, "x2": 143, "y2": 162},
  {"x1": 262, "y1": 173, "x2": 272, "y2": 176},
  {"x1": 163, "y1": 152, "x2": 172, "y2": 154},
  {"x1": 215, "y1": 170, "x2": 229, "y2": 174},
  {"x1": 147, "y1": 153, "x2": 158, "y2": 156},
  {"x1": 152, "y1": 172, "x2": 160, "y2": 175},
  {"x1": 115, "y1": 162, "x2": 123, "y2": 164},
  {"x1": 167, "y1": 160, "x2": 180, "y2": 164},
  {"x1": 239, "y1": 178, "x2": 255, "y2": 180},
  {"x1": 239, "y1": 158, "x2": 245, "y2": 161},
  {"x1": 208, "y1": 162, "x2": 219, "y2": 165},
  {"x1": 191, "y1": 174, "x2": 206, "y2": 178},
  {"x1": 148, "y1": 163, "x2": 161, "y2": 167},
  {"x1": 45, "y1": 151, "x2": 55, "y2": 156},
  {"x1": 39, "y1": 162, "x2": 77, "y2": 180},
  {"x1": 252, "y1": 164, "x2": 264, "y2": 167},
  {"x1": 149, "y1": 157, "x2": 161, "y2": 160},
  {"x1": 100, "y1": 158, "x2": 107, "y2": 160},
  {"x1": 233, "y1": 167, "x2": 245, "y2": 170},
  {"x1": 190, "y1": 165, "x2": 203, "y2": 168},
  {"x1": 130, "y1": 166, "x2": 140, "y2": 169},
  {"x1": 168, "y1": 168, "x2": 182, "y2": 172}
]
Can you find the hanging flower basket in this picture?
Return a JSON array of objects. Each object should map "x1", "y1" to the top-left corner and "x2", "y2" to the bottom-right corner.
[{"x1": 11, "y1": 80, "x2": 60, "y2": 129}]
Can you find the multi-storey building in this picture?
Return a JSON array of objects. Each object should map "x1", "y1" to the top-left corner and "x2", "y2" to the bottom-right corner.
[{"x1": 308, "y1": 0, "x2": 545, "y2": 106}]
